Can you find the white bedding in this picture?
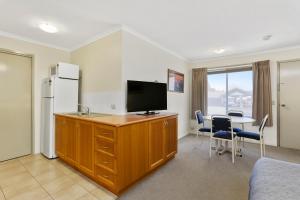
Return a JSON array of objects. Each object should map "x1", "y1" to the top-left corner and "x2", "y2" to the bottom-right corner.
[{"x1": 249, "y1": 158, "x2": 300, "y2": 200}]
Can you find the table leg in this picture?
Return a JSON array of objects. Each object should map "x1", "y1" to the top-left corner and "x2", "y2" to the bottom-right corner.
[
  {"x1": 217, "y1": 140, "x2": 242, "y2": 157},
  {"x1": 218, "y1": 141, "x2": 228, "y2": 155},
  {"x1": 236, "y1": 137, "x2": 242, "y2": 157}
]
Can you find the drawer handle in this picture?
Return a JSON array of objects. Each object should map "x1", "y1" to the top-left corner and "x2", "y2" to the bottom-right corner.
[
  {"x1": 103, "y1": 174, "x2": 109, "y2": 178},
  {"x1": 102, "y1": 146, "x2": 109, "y2": 149},
  {"x1": 102, "y1": 132, "x2": 111, "y2": 135},
  {"x1": 103, "y1": 161, "x2": 111, "y2": 164}
]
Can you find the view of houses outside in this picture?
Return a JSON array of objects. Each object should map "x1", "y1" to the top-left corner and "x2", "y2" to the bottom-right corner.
[{"x1": 207, "y1": 71, "x2": 253, "y2": 117}]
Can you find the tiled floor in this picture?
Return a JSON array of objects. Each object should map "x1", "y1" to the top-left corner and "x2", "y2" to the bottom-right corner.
[{"x1": 0, "y1": 154, "x2": 117, "y2": 200}]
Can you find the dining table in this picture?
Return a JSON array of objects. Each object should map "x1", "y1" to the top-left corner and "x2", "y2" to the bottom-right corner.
[
  {"x1": 203, "y1": 115, "x2": 256, "y2": 124},
  {"x1": 203, "y1": 115, "x2": 256, "y2": 156}
]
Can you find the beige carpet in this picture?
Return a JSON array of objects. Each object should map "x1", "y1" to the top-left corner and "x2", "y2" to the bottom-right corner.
[{"x1": 119, "y1": 134, "x2": 300, "y2": 200}]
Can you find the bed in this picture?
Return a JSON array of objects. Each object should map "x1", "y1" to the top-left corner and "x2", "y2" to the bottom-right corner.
[{"x1": 249, "y1": 157, "x2": 300, "y2": 200}]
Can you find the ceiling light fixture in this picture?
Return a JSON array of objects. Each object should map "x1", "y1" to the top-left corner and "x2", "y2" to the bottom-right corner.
[
  {"x1": 39, "y1": 23, "x2": 58, "y2": 33},
  {"x1": 262, "y1": 35, "x2": 272, "y2": 41},
  {"x1": 214, "y1": 48, "x2": 225, "y2": 54}
]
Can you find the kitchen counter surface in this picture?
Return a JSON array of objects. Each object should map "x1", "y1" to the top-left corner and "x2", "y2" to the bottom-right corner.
[{"x1": 55, "y1": 112, "x2": 178, "y2": 127}]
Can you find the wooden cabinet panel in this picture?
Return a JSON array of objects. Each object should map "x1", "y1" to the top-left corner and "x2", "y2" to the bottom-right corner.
[
  {"x1": 95, "y1": 137, "x2": 115, "y2": 156},
  {"x1": 94, "y1": 124, "x2": 116, "y2": 141},
  {"x1": 55, "y1": 116, "x2": 66, "y2": 158},
  {"x1": 64, "y1": 119, "x2": 77, "y2": 166},
  {"x1": 149, "y1": 119, "x2": 165, "y2": 170},
  {"x1": 95, "y1": 165, "x2": 116, "y2": 187},
  {"x1": 117, "y1": 122, "x2": 149, "y2": 189},
  {"x1": 77, "y1": 120, "x2": 94, "y2": 177},
  {"x1": 95, "y1": 152, "x2": 116, "y2": 173},
  {"x1": 165, "y1": 117, "x2": 178, "y2": 159}
]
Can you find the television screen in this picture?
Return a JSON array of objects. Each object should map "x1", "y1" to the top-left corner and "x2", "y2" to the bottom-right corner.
[{"x1": 127, "y1": 80, "x2": 167, "y2": 113}]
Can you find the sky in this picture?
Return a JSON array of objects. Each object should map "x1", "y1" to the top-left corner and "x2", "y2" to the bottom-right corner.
[{"x1": 208, "y1": 71, "x2": 253, "y2": 91}]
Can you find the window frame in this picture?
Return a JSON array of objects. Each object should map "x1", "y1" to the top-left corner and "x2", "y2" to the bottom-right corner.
[{"x1": 207, "y1": 66, "x2": 253, "y2": 116}]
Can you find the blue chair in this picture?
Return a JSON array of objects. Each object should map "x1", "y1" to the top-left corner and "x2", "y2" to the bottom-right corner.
[
  {"x1": 195, "y1": 110, "x2": 211, "y2": 136},
  {"x1": 236, "y1": 115, "x2": 269, "y2": 157},
  {"x1": 228, "y1": 110, "x2": 245, "y2": 148},
  {"x1": 227, "y1": 110, "x2": 244, "y2": 133},
  {"x1": 209, "y1": 115, "x2": 236, "y2": 163}
]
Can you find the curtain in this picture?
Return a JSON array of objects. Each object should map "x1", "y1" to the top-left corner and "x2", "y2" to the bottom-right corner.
[
  {"x1": 191, "y1": 68, "x2": 207, "y2": 119},
  {"x1": 252, "y1": 60, "x2": 273, "y2": 126}
]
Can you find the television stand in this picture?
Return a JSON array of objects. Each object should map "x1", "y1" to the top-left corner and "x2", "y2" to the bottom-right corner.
[{"x1": 137, "y1": 111, "x2": 160, "y2": 116}]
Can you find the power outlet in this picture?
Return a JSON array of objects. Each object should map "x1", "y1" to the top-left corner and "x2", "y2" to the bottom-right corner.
[{"x1": 110, "y1": 104, "x2": 116, "y2": 110}]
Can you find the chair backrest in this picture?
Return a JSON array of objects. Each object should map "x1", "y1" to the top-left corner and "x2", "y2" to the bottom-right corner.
[
  {"x1": 211, "y1": 115, "x2": 232, "y2": 132},
  {"x1": 259, "y1": 114, "x2": 269, "y2": 133},
  {"x1": 227, "y1": 110, "x2": 243, "y2": 117},
  {"x1": 195, "y1": 110, "x2": 204, "y2": 124}
]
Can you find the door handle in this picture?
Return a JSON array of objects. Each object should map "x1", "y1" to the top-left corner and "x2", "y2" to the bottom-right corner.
[{"x1": 281, "y1": 104, "x2": 286, "y2": 107}]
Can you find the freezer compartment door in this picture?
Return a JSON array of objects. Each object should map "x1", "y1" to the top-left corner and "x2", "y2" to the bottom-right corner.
[
  {"x1": 57, "y1": 63, "x2": 79, "y2": 79},
  {"x1": 54, "y1": 78, "x2": 78, "y2": 113}
]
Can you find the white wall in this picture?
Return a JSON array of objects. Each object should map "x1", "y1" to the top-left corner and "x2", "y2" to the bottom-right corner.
[
  {"x1": 190, "y1": 47, "x2": 300, "y2": 146},
  {"x1": 0, "y1": 35, "x2": 70, "y2": 153},
  {"x1": 122, "y1": 31, "x2": 190, "y2": 138},
  {"x1": 71, "y1": 30, "x2": 190, "y2": 138},
  {"x1": 71, "y1": 31, "x2": 123, "y2": 114}
]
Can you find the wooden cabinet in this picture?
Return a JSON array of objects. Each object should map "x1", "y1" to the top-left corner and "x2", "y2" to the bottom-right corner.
[
  {"x1": 149, "y1": 116, "x2": 178, "y2": 170},
  {"x1": 165, "y1": 116, "x2": 178, "y2": 159},
  {"x1": 117, "y1": 122, "x2": 149, "y2": 189},
  {"x1": 55, "y1": 116, "x2": 66, "y2": 158},
  {"x1": 95, "y1": 164, "x2": 116, "y2": 187},
  {"x1": 55, "y1": 114, "x2": 177, "y2": 195},
  {"x1": 149, "y1": 119, "x2": 165, "y2": 170},
  {"x1": 77, "y1": 120, "x2": 94, "y2": 177},
  {"x1": 64, "y1": 118, "x2": 77, "y2": 166},
  {"x1": 55, "y1": 117, "x2": 94, "y2": 172},
  {"x1": 94, "y1": 124, "x2": 117, "y2": 188}
]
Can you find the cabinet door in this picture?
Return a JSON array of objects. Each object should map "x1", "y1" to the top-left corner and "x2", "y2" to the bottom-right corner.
[
  {"x1": 64, "y1": 119, "x2": 77, "y2": 166},
  {"x1": 149, "y1": 119, "x2": 165, "y2": 170},
  {"x1": 77, "y1": 120, "x2": 94, "y2": 176},
  {"x1": 165, "y1": 117, "x2": 178, "y2": 159},
  {"x1": 55, "y1": 116, "x2": 66, "y2": 158},
  {"x1": 117, "y1": 122, "x2": 149, "y2": 188}
]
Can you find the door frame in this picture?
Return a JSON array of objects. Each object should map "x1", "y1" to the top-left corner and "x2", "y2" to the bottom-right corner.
[
  {"x1": 0, "y1": 48, "x2": 34, "y2": 156},
  {"x1": 277, "y1": 58, "x2": 300, "y2": 147}
]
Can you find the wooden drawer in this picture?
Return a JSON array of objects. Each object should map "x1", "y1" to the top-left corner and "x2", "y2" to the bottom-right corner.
[
  {"x1": 95, "y1": 165, "x2": 116, "y2": 187},
  {"x1": 95, "y1": 137, "x2": 115, "y2": 156},
  {"x1": 94, "y1": 124, "x2": 115, "y2": 141},
  {"x1": 95, "y1": 151, "x2": 116, "y2": 173}
]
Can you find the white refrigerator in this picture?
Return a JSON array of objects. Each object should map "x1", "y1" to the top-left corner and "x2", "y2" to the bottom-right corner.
[{"x1": 41, "y1": 63, "x2": 79, "y2": 158}]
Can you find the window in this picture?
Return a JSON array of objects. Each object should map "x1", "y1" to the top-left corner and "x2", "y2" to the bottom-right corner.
[{"x1": 207, "y1": 68, "x2": 253, "y2": 117}]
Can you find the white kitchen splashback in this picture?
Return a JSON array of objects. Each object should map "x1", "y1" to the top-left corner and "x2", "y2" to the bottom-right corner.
[{"x1": 82, "y1": 91, "x2": 125, "y2": 115}]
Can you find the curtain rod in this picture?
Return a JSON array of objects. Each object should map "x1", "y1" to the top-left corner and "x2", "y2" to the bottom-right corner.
[
  {"x1": 199, "y1": 60, "x2": 270, "y2": 72},
  {"x1": 206, "y1": 62, "x2": 253, "y2": 72}
]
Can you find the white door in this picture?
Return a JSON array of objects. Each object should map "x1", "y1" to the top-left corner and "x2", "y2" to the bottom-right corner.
[
  {"x1": 279, "y1": 60, "x2": 300, "y2": 150},
  {"x1": 0, "y1": 52, "x2": 32, "y2": 161}
]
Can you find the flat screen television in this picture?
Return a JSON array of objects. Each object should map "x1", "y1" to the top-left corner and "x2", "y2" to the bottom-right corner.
[{"x1": 127, "y1": 80, "x2": 167, "y2": 114}]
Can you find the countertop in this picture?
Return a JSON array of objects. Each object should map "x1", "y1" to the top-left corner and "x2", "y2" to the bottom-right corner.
[{"x1": 55, "y1": 112, "x2": 178, "y2": 127}]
